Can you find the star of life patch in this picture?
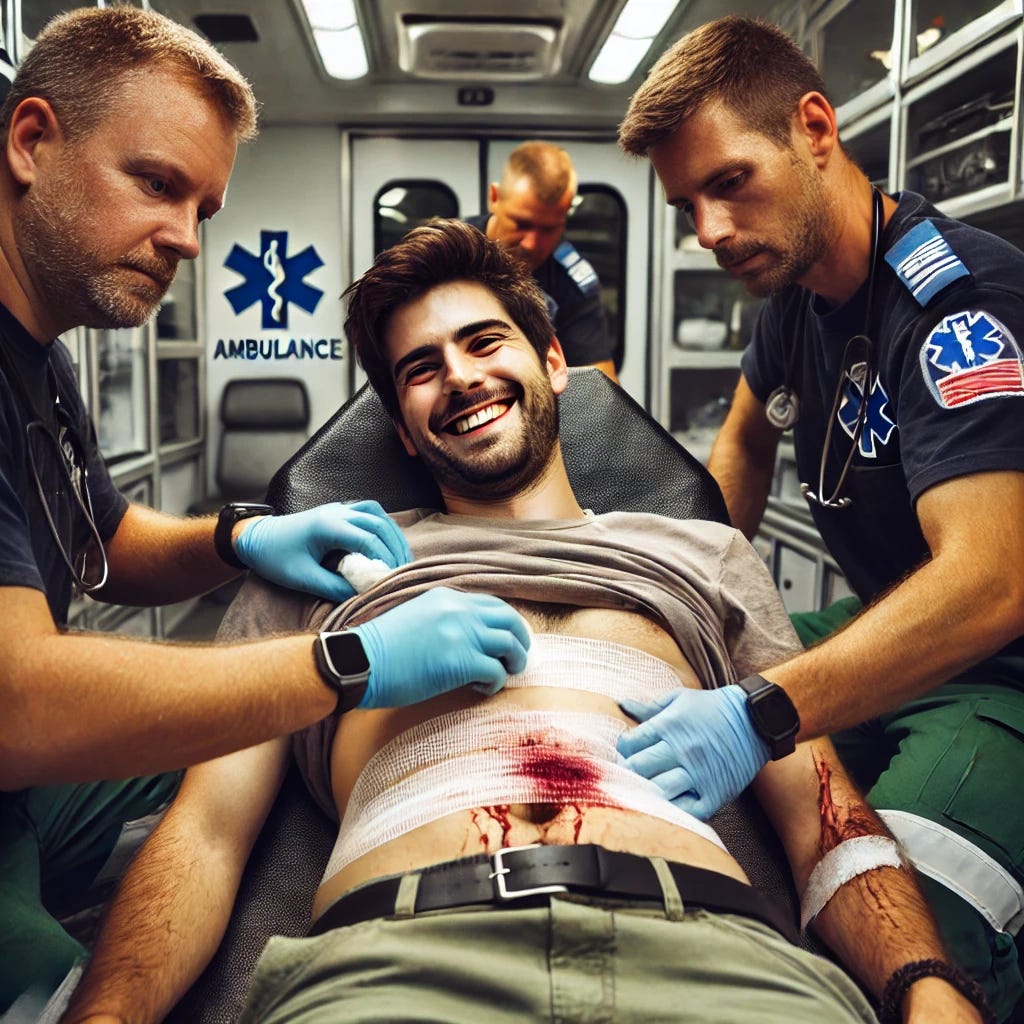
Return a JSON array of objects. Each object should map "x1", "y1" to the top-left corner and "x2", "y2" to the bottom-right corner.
[
  {"x1": 837, "y1": 362, "x2": 896, "y2": 458},
  {"x1": 885, "y1": 220, "x2": 969, "y2": 307},
  {"x1": 554, "y1": 240, "x2": 600, "y2": 296},
  {"x1": 920, "y1": 309, "x2": 1024, "y2": 409}
]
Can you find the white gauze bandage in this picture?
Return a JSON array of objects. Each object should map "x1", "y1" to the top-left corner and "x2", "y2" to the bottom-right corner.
[
  {"x1": 510, "y1": 633, "x2": 684, "y2": 698},
  {"x1": 800, "y1": 835, "x2": 906, "y2": 930},
  {"x1": 339, "y1": 552, "x2": 392, "y2": 593},
  {"x1": 320, "y1": 635, "x2": 722, "y2": 885}
]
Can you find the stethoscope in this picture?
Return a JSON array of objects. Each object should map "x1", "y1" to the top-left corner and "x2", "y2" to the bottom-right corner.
[
  {"x1": 0, "y1": 344, "x2": 109, "y2": 591},
  {"x1": 765, "y1": 187, "x2": 884, "y2": 511}
]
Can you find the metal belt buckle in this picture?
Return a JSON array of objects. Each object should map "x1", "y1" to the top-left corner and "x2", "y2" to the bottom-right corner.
[{"x1": 489, "y1": 843, "x2": 568, "y2": 901}]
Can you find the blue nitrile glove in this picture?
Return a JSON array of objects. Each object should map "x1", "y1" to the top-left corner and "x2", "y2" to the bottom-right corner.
[
  {"x1": 617, "y1": 686, "x2": 770, "y2": 820},
  {"x1": 234, "y1": 500, "x2": 412, "y2": 603},
  {"x1": 351, "y1": 587, "x2": 531, "y2": 708}
]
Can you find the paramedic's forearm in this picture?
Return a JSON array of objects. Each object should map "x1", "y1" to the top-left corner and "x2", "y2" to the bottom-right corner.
[
  {"x1": 0, "y1": 586, "x2": 334, "y2": 789},
  {"x1": 96, "y1": 502, "x2": 237, "y2": 605},
  {"x1": 765, "y1": 473, "x2": 1024, "y2": 739},
  {"x1": 706, "y1": 377, "x2": 780, "y2": 538}
]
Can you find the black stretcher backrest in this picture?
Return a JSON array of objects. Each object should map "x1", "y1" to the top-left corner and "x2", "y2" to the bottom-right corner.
[
  {"x1": 266, "y1": 367, "x2": 730, "y2": 521},
  {"x1": 169, "y1": 370, "x2": 804, "y2": 1024}
]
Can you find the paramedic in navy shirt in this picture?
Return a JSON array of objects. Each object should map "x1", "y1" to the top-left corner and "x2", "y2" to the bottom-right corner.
[
  {"x1": 618, "y1": 15, "x2": 1024, "y2": 1022},
  {"x1": 466, "y1": 140, "x2": 618, "y2": 382}
]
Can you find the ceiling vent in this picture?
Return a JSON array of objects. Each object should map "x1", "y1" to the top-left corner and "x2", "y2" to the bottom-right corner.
[{"x1": 397, "y1": 16, "x2": 563, "y2": 80}]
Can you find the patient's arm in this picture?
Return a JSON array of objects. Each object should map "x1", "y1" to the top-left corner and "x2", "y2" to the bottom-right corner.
[
  {"x1": 753, "y1": 742, "x2": 982, "y2": 1022},
  {"x1": 63, "y1": 738, "x2": 290, "y2": 1024}
]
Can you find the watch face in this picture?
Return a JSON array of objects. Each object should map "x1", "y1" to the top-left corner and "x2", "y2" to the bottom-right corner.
[
  {"x1": 749, "y1": 687, "x2": 799, "y2": 740},
  {"x1": 322, "y1": 631, "x2": 371, "y2": 679}
]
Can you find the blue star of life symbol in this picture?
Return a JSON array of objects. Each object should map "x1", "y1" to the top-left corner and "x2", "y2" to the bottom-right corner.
[
  {"x1": 837, "y1": 362, "x2": 896, "y2": 458},
  {"x1": 925, "y1": 310, "x2": 1004, "y2": 373},
  {"x1": 224, "y1": 230, "x2": 324, "y2": 329}
]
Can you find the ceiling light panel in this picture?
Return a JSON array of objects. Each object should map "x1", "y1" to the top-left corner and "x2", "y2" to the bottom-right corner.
[
  {"x1": 300, "y1": 0, "x2": 368, "y2": 80},
  {"x1": 589, "y1": 0, "x2": 678, "y2": 85}
]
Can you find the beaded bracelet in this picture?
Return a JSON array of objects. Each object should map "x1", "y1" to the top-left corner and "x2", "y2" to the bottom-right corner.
[{"x1": 878, "y1": 958, "x2": 994, "y2": 1024}]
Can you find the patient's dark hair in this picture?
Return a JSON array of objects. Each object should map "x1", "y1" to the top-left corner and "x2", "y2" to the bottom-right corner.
[{"x1": 344, "y1": 219, "x2": 553, "y2": 420}]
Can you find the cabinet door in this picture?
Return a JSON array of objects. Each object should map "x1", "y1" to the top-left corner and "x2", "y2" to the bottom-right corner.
[
  {"x1": 775, "y1": 543, "x2": 821, "y2": 614},
  {"x1": 815, "y1": 0, "x2": 897, "y2": 120},
  {"x1": 656, "y1": 208, "x2": 764, "y2": 463},
  {"x1": 350, "y1": 137, "x2": 481, "y2": 391},
  {"x1": 902, "y1": 33, "x2": 1018, "y2": 215},
  {"x1": 906, "y1": 0, "x2": 1022, "y2": 80}
]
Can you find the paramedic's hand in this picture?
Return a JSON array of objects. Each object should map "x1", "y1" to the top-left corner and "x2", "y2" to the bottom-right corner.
[
  {"x1": 233, "y1": 501, "x2": 412, "y2": 602},
  {"x1": 351, "y1": 588, "x2": 531, "y2": 708},
  {"x1": 617, "y1": 686, "x2": 770, "y2": 820}
]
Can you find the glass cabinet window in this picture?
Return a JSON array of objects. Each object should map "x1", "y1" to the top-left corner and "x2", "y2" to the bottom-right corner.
[
  {"x1": 909, "y1": 0, "x2": 1010, "y2": 61},
  {"x1": 96, "y1": 327, "x2": 150, "y2": 463},
  {"x1": 672, "y1": 270, "x2": 763, "y2": 353},
  {"x1": 668, "y1": 366, "x2": 742, "y2": 461},
  {"x1": 817, "y1": 0, "x2": 897, "y2": 109},
  {"x1": 905, "y1": 42, "x2": 1016, "y2": 203},
  {"x1": 157, "y1": 357, "x2": 199, "y2": 446},
  {"x1": 157, "y1": 258, "x2": 197, "y2": 341},
  {"x1": 374, "y1": 180, "x2": 458, "y2": 255},
  {"x1": 564, "y1": 185, "x2": 627, "y2": 368}
]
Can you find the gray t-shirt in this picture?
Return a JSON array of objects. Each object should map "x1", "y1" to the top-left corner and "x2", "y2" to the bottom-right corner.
[{"x1": 220, "y1": 509, "x2": 800, "y2": 817}]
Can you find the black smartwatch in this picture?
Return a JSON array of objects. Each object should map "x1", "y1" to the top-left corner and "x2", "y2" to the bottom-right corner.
[
  {"x1": 313, "y1": 630, "x2": 372, "y2": 712},
  {"x1": 736, "y1": 674, "x2": 800, "y2": 760},
  {"x1": 214, "y1": 502, "x2": 273, "y2": 569}
]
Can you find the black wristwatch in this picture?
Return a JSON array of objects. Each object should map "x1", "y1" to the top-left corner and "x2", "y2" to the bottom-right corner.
[
  {"x1": 736, "y1": 674, "x2": 800, "y2": 760},
  {"x1": 313, "y1": 630, "x2": 372, "y2": 712},
  {"x1": 214, "y1": 502, "x2": 273, "y2": 569}
]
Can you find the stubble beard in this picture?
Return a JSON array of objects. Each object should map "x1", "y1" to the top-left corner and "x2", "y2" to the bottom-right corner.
[
  {"x1": 412, "y1": 372, "x2": 560, "y2": 501},
  {"x1": 16, "y1": 166, "x2": 175, "y2": 331},
  {"x1": 717, "y1": 158, "x2": 838, "y2": 299}
]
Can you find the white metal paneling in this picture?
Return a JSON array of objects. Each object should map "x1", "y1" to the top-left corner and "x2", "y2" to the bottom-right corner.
[{"x1": 203, "y1": 125, "x2": 345, "y2": 493}]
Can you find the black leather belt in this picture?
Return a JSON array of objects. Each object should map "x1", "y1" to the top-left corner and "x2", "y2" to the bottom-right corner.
[{"x1": 311, "y1": 844, "x2": 797, "y2": 944}]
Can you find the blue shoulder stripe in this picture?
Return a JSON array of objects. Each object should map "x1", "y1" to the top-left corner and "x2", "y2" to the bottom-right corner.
[
  {"x1": 553, "y1": 240, "x2": 600, "y2": 295},
  {"x1": 884, "y1": 220, "x2": 969, "y2": 307}
]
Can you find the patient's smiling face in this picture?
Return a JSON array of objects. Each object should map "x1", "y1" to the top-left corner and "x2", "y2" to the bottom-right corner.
[{"x1": 385, "y1": 279, "x2": 566, "y2": 500}]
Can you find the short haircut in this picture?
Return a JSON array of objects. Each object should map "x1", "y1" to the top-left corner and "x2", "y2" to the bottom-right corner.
[
  {"x1": 618, "y1": 16, "x2": 828, "y2": 155},
  {"x1": 501, "y1": 140, "x2": 577, "y2": 205},
  {"x1": 344, "y1": 219, "x2": 554, "y2": 421},
  {"x1": 0, "y1": 6, "x2": 258, "y2": 143}
]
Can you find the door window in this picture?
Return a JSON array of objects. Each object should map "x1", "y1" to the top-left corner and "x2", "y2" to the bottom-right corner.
[
  {"x1": 374, "y1": 180, "x2": 459, "y2": 255},
  {"x1": 565, "y1": 185, "x2": 627, "y2": 369}
]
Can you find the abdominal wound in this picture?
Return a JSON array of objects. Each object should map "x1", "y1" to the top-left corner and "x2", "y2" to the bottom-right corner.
[{"x1": 322, "y1": 635, "x2": 726, "y2": 882}]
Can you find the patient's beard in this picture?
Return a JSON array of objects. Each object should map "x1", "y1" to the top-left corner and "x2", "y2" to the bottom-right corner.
[{"x1": 415, "y1": 372, "x2": 560, "y2": 501}]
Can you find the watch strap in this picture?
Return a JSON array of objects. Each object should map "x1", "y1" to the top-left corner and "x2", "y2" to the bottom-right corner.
[
  {"x1": 214, "y1": 502, "x2": 273, "y2": 570},
  {"x1": 736, "y1": 673, "x2": 771, "y2": 698}
]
